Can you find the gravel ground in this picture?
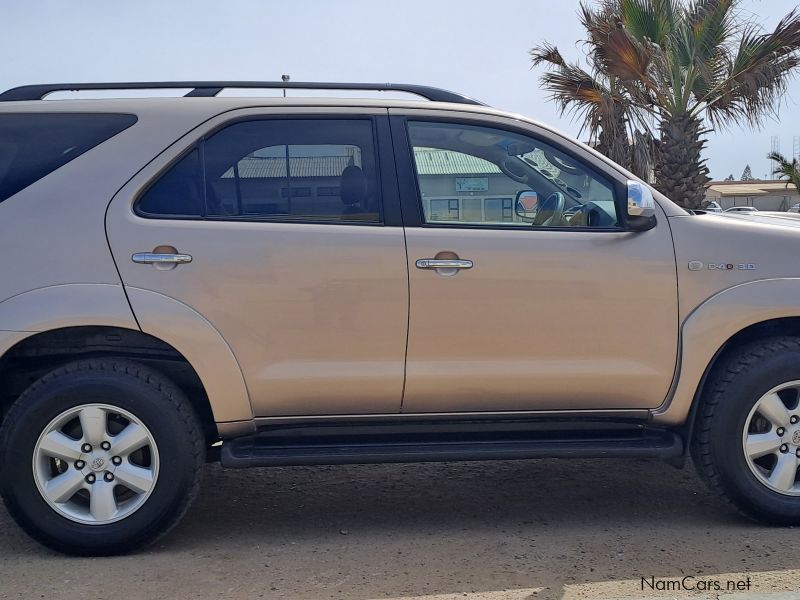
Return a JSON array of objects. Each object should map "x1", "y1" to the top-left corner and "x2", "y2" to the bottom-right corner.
[{"x1": 1, "y1": 458, "x2": 799, "y2": 600}]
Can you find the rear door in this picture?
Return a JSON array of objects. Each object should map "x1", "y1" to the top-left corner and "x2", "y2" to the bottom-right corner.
[
  {"x1": 391, "y1": 110, "x2": 679, "y2": 413},
  {"x1": 107, "y1": 108, "x2": 408, "y2": 417}
]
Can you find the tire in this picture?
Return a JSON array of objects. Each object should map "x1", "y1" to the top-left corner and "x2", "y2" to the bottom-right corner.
[
  {"x1": 0, "y1": 359, "x2": 205, "y2": 555},
  {"x1": 692, "y1": 336, "x2": 800, "y2": 524}
]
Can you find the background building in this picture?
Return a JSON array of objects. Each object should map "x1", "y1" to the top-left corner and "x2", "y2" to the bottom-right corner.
[{"x1": 704, "y1": 180, "x2": 799, "y2": 210}]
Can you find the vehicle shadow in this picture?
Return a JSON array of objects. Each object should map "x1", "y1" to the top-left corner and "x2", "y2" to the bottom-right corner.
[{"x1": 1, "y1": 458, "x2": 797, "y2": 599}]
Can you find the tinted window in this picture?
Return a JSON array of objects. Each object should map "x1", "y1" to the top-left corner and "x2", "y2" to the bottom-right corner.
[
  {"x1": 138, "y1": 118, "x2": 382, "y2": 223},
  {"x1": 0, "y1": 113, "x2": 136, "y2": 203},
  {"x1": 408, "y1": 121, "x2": 618, "y2": 228},
  {"x1": 137, "y1": 149, "x2": 202, "y2": 217}
]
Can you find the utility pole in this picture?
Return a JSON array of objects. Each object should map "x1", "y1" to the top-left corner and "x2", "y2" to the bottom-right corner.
[
  {"x1": 281, "y1": 74, "x2": 290, "y2": 98},
  {"x1": 771, "y1": 136, "x2": 780, "y2": 180}
]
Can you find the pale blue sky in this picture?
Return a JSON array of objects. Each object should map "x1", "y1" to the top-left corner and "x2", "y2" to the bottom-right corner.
[{"x1": 1, "y1": 0, "x2": 798, "y2": 180}]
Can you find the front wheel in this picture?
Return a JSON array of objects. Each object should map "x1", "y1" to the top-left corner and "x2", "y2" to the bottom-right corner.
[
  {"x1": 0, "y1": 359, "x2": 205, "y2": 555},
  {"x1": 692, "y1": 337, "x2": 800, "y2": 524}
]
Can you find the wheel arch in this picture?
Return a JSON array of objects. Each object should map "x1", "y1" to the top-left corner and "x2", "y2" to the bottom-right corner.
[
  {"x1": 0, "y1": 284, "x2": 254, "y2": 437},
  {"x1": 0, "y1": 325, "x2": 224, "y2": 444},
  {"x1": 653, "y1": 278, "x2": 800, "y2": 428}
]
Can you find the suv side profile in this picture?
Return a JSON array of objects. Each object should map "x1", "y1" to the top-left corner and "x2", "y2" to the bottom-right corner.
[{"x1": 2, "y1": 81, "x2": 800, "y2": 555}]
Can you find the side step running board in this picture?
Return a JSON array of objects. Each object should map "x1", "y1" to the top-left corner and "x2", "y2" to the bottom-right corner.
[{"x1": 220, "y1": 429, "x2": 683, "y2": 468}]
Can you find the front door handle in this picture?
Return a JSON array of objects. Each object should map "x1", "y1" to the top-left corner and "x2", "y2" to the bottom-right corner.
[
  {"x1": 132, "y1": 252, "x2": 193, "y2": 265},
  {"x1": 415, "y1": 258, "x2": 473, "y2": 270}
]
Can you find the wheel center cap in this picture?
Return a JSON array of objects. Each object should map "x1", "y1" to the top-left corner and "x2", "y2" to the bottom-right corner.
[
  {"x1": 792, "y1": 430, "x2": 800, "y2": 446},
  {"x1": 89, "y1": 456, "x2": 106, "y2": 471}
]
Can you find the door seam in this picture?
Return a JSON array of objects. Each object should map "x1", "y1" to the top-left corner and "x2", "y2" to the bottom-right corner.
[{"x1": 386, "y1": 110, "x2": 412, "y2": 412}]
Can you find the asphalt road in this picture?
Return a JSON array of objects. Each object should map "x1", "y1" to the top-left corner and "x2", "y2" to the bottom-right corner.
[{"x1": 1, "y1": 458, "x2": 799, "y2": 600}]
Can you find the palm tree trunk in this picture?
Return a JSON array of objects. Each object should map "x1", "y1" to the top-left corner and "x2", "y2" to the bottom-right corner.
[
  {"x1": 596, "y1": 110, "x2": 631, "y2": 171},
  {"x1": 654, "y1": 114, "x2": 710, "y2": 210}
]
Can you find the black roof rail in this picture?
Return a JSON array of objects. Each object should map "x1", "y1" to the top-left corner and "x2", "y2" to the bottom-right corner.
[{"x1": 0, "y1": 81, "x2": 485, "y2": 105}]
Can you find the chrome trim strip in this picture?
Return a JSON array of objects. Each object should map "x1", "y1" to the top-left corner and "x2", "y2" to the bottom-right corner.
[
  {"x1": 131, "y1": 252, "x2": 193, "y2": 265},
  {"x1": 252, "y1": 408, "x2": 650, "y2": 426},
  {"x1": 415, "y1": 258, "x2": 473, "y2": 270}
]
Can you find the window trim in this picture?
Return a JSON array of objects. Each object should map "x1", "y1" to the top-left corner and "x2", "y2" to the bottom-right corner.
[
  {"x1": 390, "y1": 114, "x2": 633, "y2": 232},
  {"x1": 133, "y1": 114, "x2": 398, "y2": 227}
]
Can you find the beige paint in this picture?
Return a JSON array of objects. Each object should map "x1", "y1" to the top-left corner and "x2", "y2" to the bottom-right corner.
[
  {"x1": 401, "y1": 219, "x2": 679, "y2": 411},
  {"x1": 390, "y1": 109, "x2": 679, "y2": 412},
  {"x1": 106, "y1": 107, "x2": 409, "y2": 418},
  {"x1": 0, "y1": 99, "x2": 229, "y2": 309},
  {"x1": 125, "y1": 287, "x2": 253, "y2": 425},
  {"x1": 6, "y1": 95, "x2": 800, "y2": 433},
  {"x1": 0, "y1": 284, "x2": 136, "y2": 332},
  {"x1": 652, "y1": 213, "x2": 800, "y2": 424}
]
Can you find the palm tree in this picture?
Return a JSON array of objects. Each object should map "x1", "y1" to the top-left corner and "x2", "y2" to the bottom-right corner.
[
  {"x1": 530, "y1": 8, "x2": 654, "y2": 180},
  {"x1": 532, "y1": 0, "x2": 800, "y2": 210},
  {"x1": 768, "y1": 151, "x2": 800, "y2": 194}
]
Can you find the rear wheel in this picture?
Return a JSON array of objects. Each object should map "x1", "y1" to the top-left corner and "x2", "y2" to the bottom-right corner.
[
  {"x1": 0, "y1": 359, "x2": 204, "y2": 555},
  {"x1": 692, "y1": 337, "x2": 800, "y2": 524}
]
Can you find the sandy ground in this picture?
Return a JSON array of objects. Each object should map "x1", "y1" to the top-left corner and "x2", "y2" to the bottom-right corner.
[{"x1": 1, "y1": 458, "x2": 800, "y2": 600}]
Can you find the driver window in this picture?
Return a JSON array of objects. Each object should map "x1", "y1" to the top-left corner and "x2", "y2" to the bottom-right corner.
[{"x1": 407, "y1": 121, "x2": 619, "y2": 228}]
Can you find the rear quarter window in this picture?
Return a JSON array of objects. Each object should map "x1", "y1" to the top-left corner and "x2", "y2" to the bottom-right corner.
[{"x1": 0, "y1": 113, "x2": 137, "y2": 203}]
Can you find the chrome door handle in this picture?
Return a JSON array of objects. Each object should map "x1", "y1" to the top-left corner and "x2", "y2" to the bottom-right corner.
[
  {"x1": 415, "y1": 258, "x2": 473, "y2": 270},
  {"x1": 132, "y1": 252, "x2": 193, "y2": 265}
]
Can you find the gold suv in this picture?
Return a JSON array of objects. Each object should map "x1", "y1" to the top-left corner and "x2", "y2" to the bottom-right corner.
[{"x1": 1, "y1": 81, "x2": 800, "y2": 555}]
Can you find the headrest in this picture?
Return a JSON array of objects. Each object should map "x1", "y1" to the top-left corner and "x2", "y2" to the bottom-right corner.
[{"x1": 340, "y1": 165, "x2": 367, "y2": 206}]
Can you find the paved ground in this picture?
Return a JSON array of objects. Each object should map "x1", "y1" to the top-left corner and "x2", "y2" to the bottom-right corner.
[{"x1": 1, "y1": 458, "x2": 799, "y2": 600}]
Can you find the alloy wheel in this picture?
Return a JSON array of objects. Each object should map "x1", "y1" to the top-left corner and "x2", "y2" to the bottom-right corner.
[{"x1": 32, "y1": 403, "x2": 159, "y2": 525}]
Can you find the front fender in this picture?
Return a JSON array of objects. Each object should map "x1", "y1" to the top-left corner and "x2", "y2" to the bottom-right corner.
[{"x1": 652, "y1": 278, "x2": 800, "y2": 425}]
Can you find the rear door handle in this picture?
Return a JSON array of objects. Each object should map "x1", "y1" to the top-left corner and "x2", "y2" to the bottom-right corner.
[
  {"x1": 415, "y1": 259, "x2": 473, "y2": 270},
  {"x1": 132, "y1": 252, "x2": 193, "y2": 265}
]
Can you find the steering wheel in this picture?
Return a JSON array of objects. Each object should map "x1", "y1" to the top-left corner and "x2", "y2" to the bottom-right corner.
[{"x1": 534, "y1": 192, "x2": 565, "y2": 226}]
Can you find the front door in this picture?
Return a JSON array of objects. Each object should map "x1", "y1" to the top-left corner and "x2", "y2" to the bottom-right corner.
[
  {"x1": 107, "y1": 112, "x2": 408, "y2": 417},
  {"x1": 392, "y1": 113, "x2": 678, "y2": 413}
]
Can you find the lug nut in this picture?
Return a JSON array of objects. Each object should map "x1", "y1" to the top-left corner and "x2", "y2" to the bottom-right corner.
[
  {"x1": 796, "y1": 448, "x2": 800, "y2": 458},
  {"x1": 792, "y1": 415, "x2": 799, "y2": 425},
  {"x1": 85, "y1": 473, "x2": 96, "y2": 484},
  {"x1": 780, "y1": 444, "x2": 789, "y2": 453},
  {"x1": 74, "y1": 460, "x2": 85, "y2": 470},
  {"x1": 104, "y1": 472, "x2": 114, "y2": 482},
  {"x1": 777, "y1": 427, "x2": 786, "y2": 436},
  {"x1": 101, "y1": 441, "x2": 111, "y2": 451},
  {"x1": 81, "y1": 443, "x2": 92, "y2": 453},
  {"x1": 111, "y1": 456, "x2": 122, "y2": 466}
]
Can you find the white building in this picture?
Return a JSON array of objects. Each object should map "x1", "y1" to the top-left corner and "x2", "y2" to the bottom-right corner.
[{"x1": 704, "y1": 180, "x2": 799, "y2": 211}]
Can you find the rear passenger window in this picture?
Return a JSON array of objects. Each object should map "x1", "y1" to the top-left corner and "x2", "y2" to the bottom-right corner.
[
  {"x1": 137, "y1": 118, "x2": 382, "y2": 223},
  {"x1": 0, "y1": 113, "x2": 136, "y2": 203}
]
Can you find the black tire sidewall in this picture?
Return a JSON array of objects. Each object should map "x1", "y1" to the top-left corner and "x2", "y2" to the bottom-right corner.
[
  {"x1": 707, "y1": 347, "x2": 800, "y2": 522},
  {"x1": 0, "y1": 363, "x2": 202, "y2": 554}
]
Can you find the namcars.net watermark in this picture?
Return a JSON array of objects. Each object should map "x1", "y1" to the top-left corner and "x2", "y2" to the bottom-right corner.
[{"x1": 641, "y1": 575, "x2": 752, "y2": 593}]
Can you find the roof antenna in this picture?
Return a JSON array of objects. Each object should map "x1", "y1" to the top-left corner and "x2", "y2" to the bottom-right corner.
[{"x1": 281, "y1": 74, "x2": 290, "y2": 98}]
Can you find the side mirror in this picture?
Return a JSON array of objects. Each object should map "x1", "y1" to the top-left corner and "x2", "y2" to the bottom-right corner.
[
  {"x1": 626, "y1": 180, "x2": 657, "y2": 231},
  {"x1": 515, "y1": 190, "x2": 539, "y2": 221}
]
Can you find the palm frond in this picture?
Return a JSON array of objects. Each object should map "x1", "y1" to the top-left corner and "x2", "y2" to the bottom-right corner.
[
  {"x1": 684, "y1": 0, "x2": 736, "y2": 64},
  {"x1": 619, "y1": 0, "x2": 677, "y2": 44},
  {"x1": 768, "y1": 151, "x2": 800, "y2": 192},
  {"x1": 530, "y1": 42, "x2": 567, "y2": 68},
  {"x1": 701, "y1": 9, "x2": 800, "y2": 128},
  {"x1": 538, "y1": 64, "x2": 616, "y2": 135}
]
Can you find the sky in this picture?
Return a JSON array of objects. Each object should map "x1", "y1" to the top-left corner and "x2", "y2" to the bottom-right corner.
[{"x1": 1, "y1": 0, "x2": 799, "y2": 181}]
